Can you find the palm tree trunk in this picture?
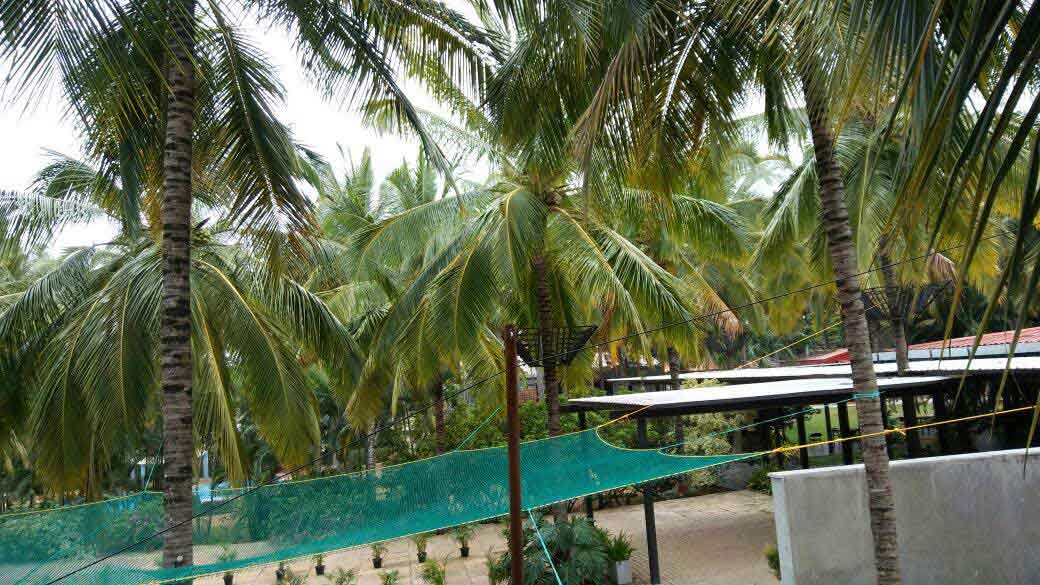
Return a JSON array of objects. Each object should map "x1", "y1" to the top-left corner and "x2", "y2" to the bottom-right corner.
[
  {"x1": 432, "y1": 377, "x2": 447, "y2": 455},
  {"x1": 533, "y1": 251, "x2": 567, "y2": 522},
  {"x1": 532, "y1": 254, "x2": 561, "y2": 436},
  {"x1": 160, "y1": 0, "x2": 197, "y2": 573},
  {"x1": 801, "y1": 71, "x2": 902, "y2": 585},
  {"x1": 878, "y1": 238, "x2": 909, "y2": 374},
  {"x1": 365, "y1": 422, "x2": 378, "y2": 471}
]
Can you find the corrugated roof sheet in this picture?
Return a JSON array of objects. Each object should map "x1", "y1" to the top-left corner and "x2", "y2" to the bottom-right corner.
[
  {"x1": 571, "y1": 376, "x2": 950, "y2": 412},
  {"x1": 606, "y1": 356, "x2": 1040, "y2": 384}
]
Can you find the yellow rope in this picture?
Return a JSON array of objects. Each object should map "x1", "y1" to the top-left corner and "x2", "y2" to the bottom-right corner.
[{"x1": 771, "y1": 404, "x2": 1038, "y2": 455}]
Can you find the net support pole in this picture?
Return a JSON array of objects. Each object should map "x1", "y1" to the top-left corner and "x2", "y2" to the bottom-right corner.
[
  {"x1": 503, "y1": 325, "x2": 524, "y2": 585},
  {"x1": 637, "y1": 417, "x2": 662, "y2": 585},
  {"x1": 838, "y1": 401, "x2": 854, "y2": 465},
  {"x1": 578, "y1": 410, "x2": 594, "y2": 522}
]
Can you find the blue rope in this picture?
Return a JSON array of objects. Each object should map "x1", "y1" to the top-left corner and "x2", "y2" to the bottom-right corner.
[{"x1": 528, "y1": 510, "x2": 564, "y2": 585}]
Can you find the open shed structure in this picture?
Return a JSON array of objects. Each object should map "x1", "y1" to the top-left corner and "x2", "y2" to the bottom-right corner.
[{"x1": 563, "y1": 355, "x2": 1040, "y2": 584}]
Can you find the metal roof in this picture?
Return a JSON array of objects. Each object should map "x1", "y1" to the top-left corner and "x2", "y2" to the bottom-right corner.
[
  {"x1": 568, "y1": 376, "x2": 951, "y2": 413},
  {"x1": 606, "y1": 355, "x2": 1040, "y2": 384}
]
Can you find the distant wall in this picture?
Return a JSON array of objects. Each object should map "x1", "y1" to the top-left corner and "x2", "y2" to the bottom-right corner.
[{"x1": 770, "y1": 449, "x2": 1040, "y2": 585}]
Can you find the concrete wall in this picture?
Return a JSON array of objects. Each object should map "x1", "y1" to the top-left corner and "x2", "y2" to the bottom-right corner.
[{"x1": 770, "y1": 449, "x2": 1040, "y2": 585}]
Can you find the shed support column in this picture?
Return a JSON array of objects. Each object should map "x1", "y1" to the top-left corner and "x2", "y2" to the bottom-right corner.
[
  {"x1": 578, "y1": 411, "x2": 594, "y2": 522},
  {"x1": 606, "y1": 381, "x2": 614, "y2": 396},
  {"x1": 823, "y1": 404, "x2": 834, "y2": 454},
  {"x1": 637, "y1": 418, "x2": 661, "y2": 585},
  {"x1": 933, "y1": 388, "x2": 950, "y2": 454},
  {"x1": 837, "y1": 401, "x2": 853, "y2": 465},
  {"x1": 796, "y1": 411, "x2": 810, "y2": 469},
  {"x1": 901, "y1": 392, "x2": 922, "y2": 457}
]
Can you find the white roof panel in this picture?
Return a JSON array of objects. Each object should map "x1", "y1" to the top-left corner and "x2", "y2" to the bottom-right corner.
[
  {"x1": 570, "y1": 375, "x2": 952, "y2": 412},
  {"x1": 606, "y1": 356, "x2": 1040, "y2": 384}
]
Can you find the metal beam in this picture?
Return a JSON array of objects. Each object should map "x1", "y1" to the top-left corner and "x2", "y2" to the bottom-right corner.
[{"x1": 637, "y1": 418, "x2": 661, "y2": 585}]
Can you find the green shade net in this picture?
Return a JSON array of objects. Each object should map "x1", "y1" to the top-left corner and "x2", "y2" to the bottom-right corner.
[{"x1": 0, "y1": 429, "x2": 750, "y2": 585}]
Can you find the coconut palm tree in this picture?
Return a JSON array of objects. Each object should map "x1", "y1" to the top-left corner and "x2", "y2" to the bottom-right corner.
[
  {"x1": 2, "y1": 0, "x2": 491, "y2": 570},
  {"x1": 0, "y1": 152, "x2": 356, "y2": 498}
]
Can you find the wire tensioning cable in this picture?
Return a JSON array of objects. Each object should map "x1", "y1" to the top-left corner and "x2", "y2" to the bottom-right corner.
[{"x1": 44, "y1": 231, "x2": 1012, "y2": 584}]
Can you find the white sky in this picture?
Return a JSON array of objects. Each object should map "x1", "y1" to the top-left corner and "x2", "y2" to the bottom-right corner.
[{"x1": 0, "y1": 7, "x2": 442, "y2": 249}]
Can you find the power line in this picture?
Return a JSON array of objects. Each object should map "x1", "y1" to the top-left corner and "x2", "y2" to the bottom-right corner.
[{"x1": 44, "y1": 231, "x2": 1009, "y2": 584}]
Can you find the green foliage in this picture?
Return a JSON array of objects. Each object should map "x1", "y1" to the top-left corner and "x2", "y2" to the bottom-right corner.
[
  {"x1": 325, "y1": 568, "x2": 358, "y2": 585},
  {"x1": 489, "y1": 516, "x2": 610, "y2": 585},
  {"x1": 606, "y1": 533, "x2": 634, "y2": 562},
  {"x1": 314, "y1": 553, "x2": 324, "y2": 565},
  {"x1": 764, "y1": 545, "x2": 781, "y2": 580},
  {"x1": 411, "y1": 532, "x2": 430, "y2": 553},
  {"x1": 284, "y1": 567, "x2": 309, "y2": 585},
  {"x1": 379, "y1": 569, "x2": 401, "y2": 585},
  {"x1": 371, "y1": 542, "x2": 388, "y2": 559},
  {"x1": 747, "y1": 466, "x2": 776, "y2": 495},
  {"x1": 453, "y1": 523, "x2": 475, "y2": 547},
  {"x1": 420, "y1": 558, "x2": 447, "y2": 585}
]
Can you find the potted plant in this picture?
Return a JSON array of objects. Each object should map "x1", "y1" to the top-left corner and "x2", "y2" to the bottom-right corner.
[
  {"x1": 313, "y1": 553, "x2": 325, "y2": 576},
  {"x1": 411, "y1": 533, "x2": 430, "y2": 563},
  {"x1": 379, "y1": 569, "x2": 400, "y2": 585},
  {"x1": 218, "y1": 544, "x2": 237, "y2": 585},
  {"x1": 326, "y1": 568, "x2": 358, "y2": 585},
  {"x1": 284, "y1": 568, "x2": 308, "y2": 584},
  {"x1": 607, "y1": 533, "x2": 634, "y2": 585},
  {"x1": 275, "y1": 561, "x2": 287, "y2": 582},
  {"x1": 420, "y1": 558, "x2": 446, "y2": 585},
  {"x1": 453, "y1": 524, "x2": 474, "y2": 558},
  {"x1": 371, "y1": 542, "x2": 388, "y2": 569}
]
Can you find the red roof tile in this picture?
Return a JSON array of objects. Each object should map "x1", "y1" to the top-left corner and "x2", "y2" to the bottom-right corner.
[{"x1": 794, "y1": 326, "x2": 1040, "y2": 365}]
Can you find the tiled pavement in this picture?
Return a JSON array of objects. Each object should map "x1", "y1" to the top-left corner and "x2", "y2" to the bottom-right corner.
[{"x1": 204, "y1": 490, "x2": 776, "y2": 585}]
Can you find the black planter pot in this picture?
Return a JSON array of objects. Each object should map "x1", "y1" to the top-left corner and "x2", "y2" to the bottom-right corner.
[
  {"x1": 417, "y1": 552, "x2": 427, "y2": 563},
  {"x1": 460, "y1": 546, "x2": 470, "y2": 558},
  {"x1": 224, "y1": 574, "x2": 234, "y2": 585},
  {"x1": 275, "y1": 568, "x2": 285, "y2": 581},
  {"x1": 372, "y1": 557, "x2": 383, "y2": 569},
  {"x1": 315, "y1": 565, "x2": 325, "y2": 576}
]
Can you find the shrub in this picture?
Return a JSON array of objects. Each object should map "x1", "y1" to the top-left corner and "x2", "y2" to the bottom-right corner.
[
  {"x1": 420, "y1": 558, "x2": 447, "y2": 585},
  {"x1": 371, "y1": 542, "x2": 388, "y2": 558},
  {"x1": 379, "y1": 569, "x2": 400, "y2": 585},
  {"x1": 488, "y1": 516, "x2": 609, "y2": 585},
  {"x1": 326, "y1": 568, "x2": 358, "y2": 585},
  {"x1": 284, "y1": 567, "x2": 308, "y2": 584},
  {"x1": 764, "y1": 545, "x2": 781, "y2": 580},
  {"x1": 747, "y1": 466, "x2": 775, "y2": 494}
]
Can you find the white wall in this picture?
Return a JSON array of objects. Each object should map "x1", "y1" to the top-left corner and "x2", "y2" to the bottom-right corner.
[{"x1": 770, "y1": 449, "x2": 1040, "y2": 585}]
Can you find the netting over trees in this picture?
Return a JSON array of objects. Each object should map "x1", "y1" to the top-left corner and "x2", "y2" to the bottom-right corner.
[{"x1": 0, "y1": 429, "x2": 749, "y2": 585}]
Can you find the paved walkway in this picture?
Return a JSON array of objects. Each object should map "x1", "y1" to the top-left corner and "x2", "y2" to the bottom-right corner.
[{"x1": 211, "y1": 491, "x2": 776, "y2": 585}]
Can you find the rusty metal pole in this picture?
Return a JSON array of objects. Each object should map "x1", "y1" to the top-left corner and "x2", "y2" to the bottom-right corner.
[{"x1": 503, "y1": 325, "x2": 524, "y2": 584}]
